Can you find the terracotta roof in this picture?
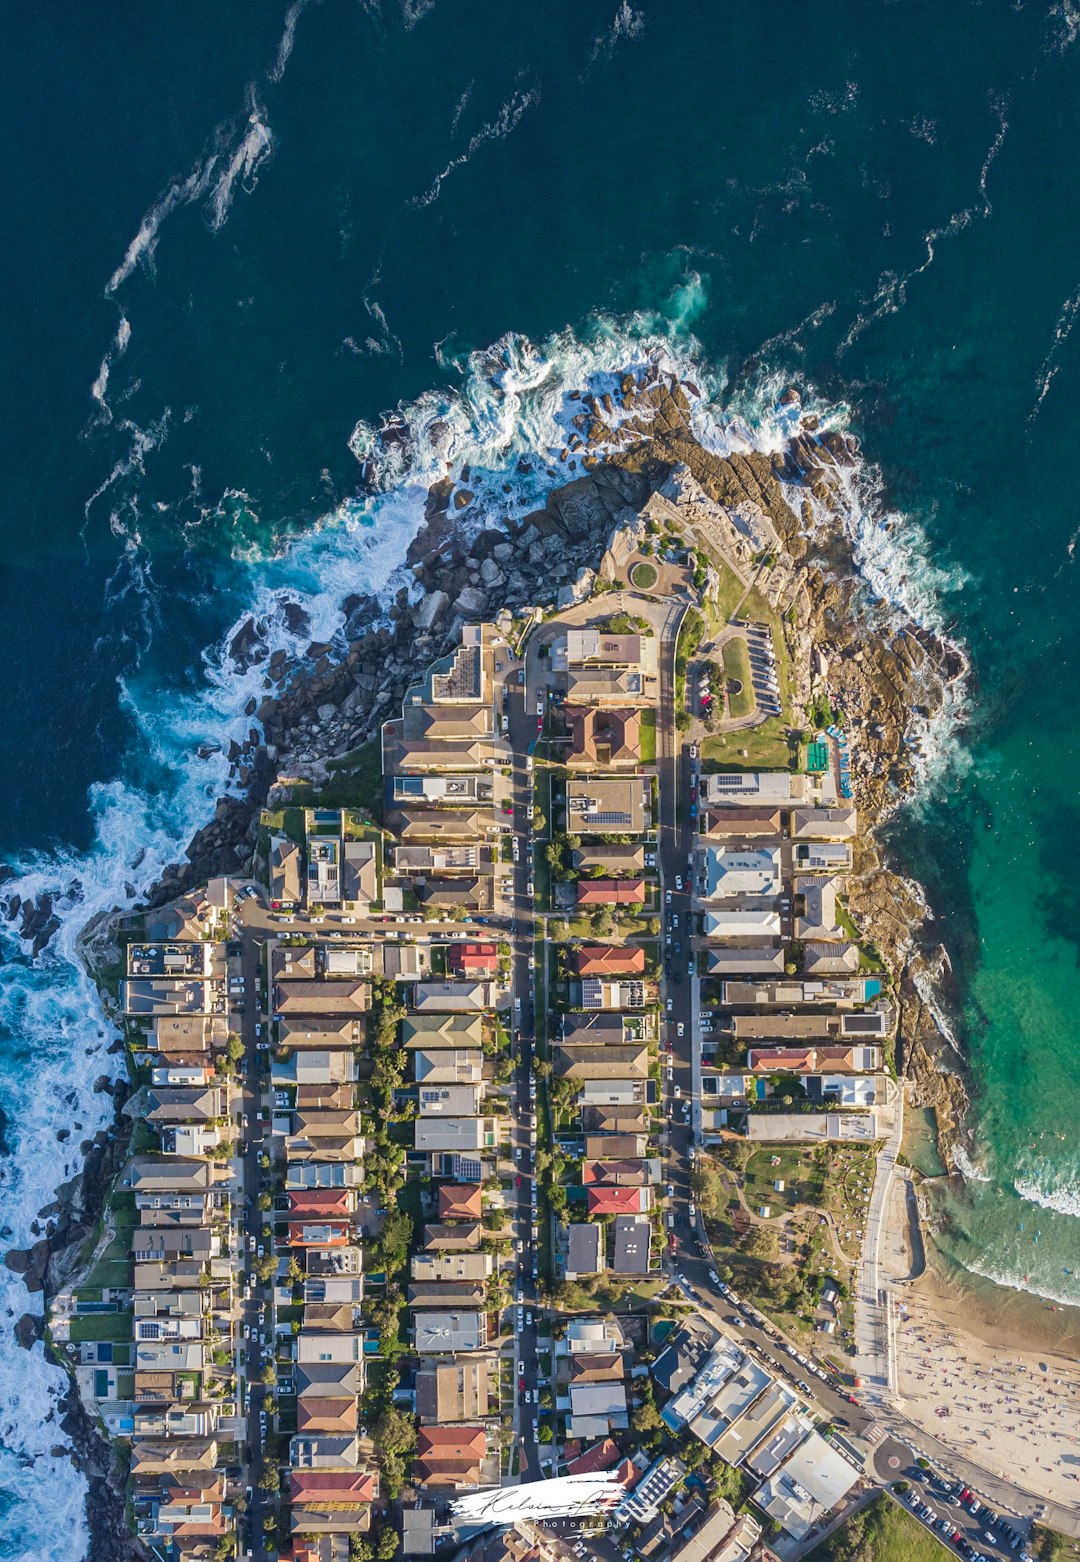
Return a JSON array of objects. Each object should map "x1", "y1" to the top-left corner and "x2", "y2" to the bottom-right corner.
[
  {"x1": 438, "y1": 1184, "x2": 483, "y2": 1220},
  {"x1": 288, "y1": 1188, "x2": 355, "y2": 1217},
  {"x1": 295, "y1": 1398, "x2": 358, "y2": 1433},
  {"x1": 565, "y1": 1436, "x2": 622, "y2": 1475},
  {"x1": 575, "y1": 944, "x2": 647, "y2": 977},
  {"x1": 290, "y1": 1470, "x2": 378, "y2": 1504},
  {"x1": 586, "y1": 1185, "x2": 648, "y2": 1215},
  {"x1": 414, "y1": 1425, "x2": 487, "y2": 1486},
  {"x1": 448, "y1": 942, "x2": 499, "y2": 974},
  {"x1": 576, "y1": 878, "x2": 646, "y2": 906}
]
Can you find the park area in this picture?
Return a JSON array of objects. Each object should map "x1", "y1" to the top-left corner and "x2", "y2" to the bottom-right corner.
[
  {"x1": 721, "y1": 634, "x2": 755, "y2": 719},
  {"x1": 807, "y1": 1493, "x2": 951, "y2": 1562}
]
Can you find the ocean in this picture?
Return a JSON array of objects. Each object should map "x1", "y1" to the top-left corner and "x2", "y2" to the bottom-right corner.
[{"x1": 2, "y1": 2, "x2": 1080, "y2": 1554}]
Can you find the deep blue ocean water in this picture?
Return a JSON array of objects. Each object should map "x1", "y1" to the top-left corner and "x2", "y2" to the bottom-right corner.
[{"x1": 3, "y1": 3, "x2": 1080, "y2": 1554}]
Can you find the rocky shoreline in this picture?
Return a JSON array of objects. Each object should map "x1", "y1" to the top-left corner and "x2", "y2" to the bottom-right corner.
[{"x1": 5, "y1": 367, "x2": 973, "y2": 1558}]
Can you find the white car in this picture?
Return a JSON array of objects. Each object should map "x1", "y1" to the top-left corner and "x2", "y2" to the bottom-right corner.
[
  {"x1": 666, "y1": 889, "x2": 672, "y2": 905},
  {"x1": 675, "y1": 875, "x2": 683, "y2": 890},
  {"x1": 672, "y1": 913, "x2": 679, "y2": 928},
  {"x1": 676, "y1": 1022, "x2": 684, "y2": 1037},
  {"x1": 674, "y1": 1085, "x2": 682, "y2": 1099},
  {"x1": 535, "y1": 696, "x2": 544, "y2": 715}
]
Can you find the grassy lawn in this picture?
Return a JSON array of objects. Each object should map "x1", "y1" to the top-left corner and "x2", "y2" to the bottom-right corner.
[
  {"x1": 807, "y1": 1494, "x2": 951, "y2": 1562},
  {"x1": 743, "y1": 1147, "x2": 826, "y2": 1216},
  {"x1": 721, "y1": 636, "x2": 755, "y2": 720},
  {"x1": 70, "y1": 1311, "x2": 134, "y2": 1343},
  {"x1": 639, "y1": 707, "x2": 657, "y2": 763},
  {"x1": 701, "y1": 718, "x2": 793, "y2": 771},
  {"x1": 295, "y1": 737, "x2": 385, "y2": 819},
  {"x1": 629, "y1": 560, "x2": 658, "y2": 590}
]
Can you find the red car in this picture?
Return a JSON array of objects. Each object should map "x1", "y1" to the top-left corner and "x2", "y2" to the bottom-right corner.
[
  {"x1": 515, "y1": 1175, "x2": 522, "y2": 1187},
  {"x1": 518, "y1": 1375, "x2": 525, "y2": 1391}
]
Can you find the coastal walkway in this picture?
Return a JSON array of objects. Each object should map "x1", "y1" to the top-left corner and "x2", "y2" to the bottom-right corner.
[{"x1": 853, "y1": 1082, "x2": 904, "y2": 1396}]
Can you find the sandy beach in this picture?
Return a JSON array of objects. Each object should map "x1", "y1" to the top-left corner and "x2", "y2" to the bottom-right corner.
[{"x1": 883, "y1": 1173, "x2": 1080, "y2": 1505}]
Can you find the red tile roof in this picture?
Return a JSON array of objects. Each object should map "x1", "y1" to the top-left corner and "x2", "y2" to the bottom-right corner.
[
  {"x1": 566, "y1": 1436, "x2": 622, "y2": 1475},
  {"x1": 438, "y1": 1184, "x2": 483, "y2": 1220},
  {"x1": 586, "y1": 1185, "x2": 648, "y2": 1215},
  {"x1": 448, "y1": 942, "x2": 499, "y2": 974},
  {"x1": 575, "y1": 944, "x2": 647, "y2": 977},
  {"x1": 290, "y1": 1470, "x2": 378, "y2": 1504},
  {"x1": 576, "y1": 878, "x2": 646, "y2": 906},
  {"x1": 288, "y1": 1188, "x2": 354, "y2": 1217}
]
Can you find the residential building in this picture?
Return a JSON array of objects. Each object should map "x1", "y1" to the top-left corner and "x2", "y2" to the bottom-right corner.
[
  {"x1": 611, "y1": 1214, "x2": 651, "y2": 1275},
  {"x1": 414, "y1": 1311, "x2": 488, "y2": 1353},
  {"x1": 565, "y1": 1222, "x2": 604, "y2": 1281},
  {"x1": 566, "y1": 776, "x2": 650, "y2": 835},
  {"x1": 576, "y1": 878, "x2": 646, "y2": 907},
  {"x1": 574, "y1": 944, "x2": 647, "y2": 978},
  {"x1": 704, "y1": 847, "x2": 781, "y2": 899}
]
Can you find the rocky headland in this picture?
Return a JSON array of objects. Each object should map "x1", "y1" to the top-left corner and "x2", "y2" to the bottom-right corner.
[{"x1": 4, "y1": 364, "x2": 974, "y2": 1557}]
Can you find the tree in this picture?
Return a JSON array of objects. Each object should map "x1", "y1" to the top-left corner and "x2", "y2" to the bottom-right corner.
[
  {"x1": 349, "y1": 1537, "x2": 374, "y2": 1562},
  {"x1": 226, "y1": 1033, "x2": 244, "y2": 1064},
  {"x1": 746, "y1": 1225, "x2": 780, "y2": 1264},
  {"x1": 286, "y1": 1254, "x2": 303, "y2": 1284},
  {"x1": 261, "y1": 1361, "x2": 277, "y2": 1386},
  {"x1": 257, "y1": 1463, "x2": 279, "y2": 1492},
  {"x1": 375, "y1": 1525, "x2": 399, "y2": 1561},
  {"x1": 257, "y1": 1191, "x2": 272, "y2": 1211}
]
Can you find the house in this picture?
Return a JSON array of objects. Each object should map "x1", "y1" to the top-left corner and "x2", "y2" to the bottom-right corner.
[
  {"x1": 572, "y1": 843, "x2": 646, "y2": 875},
  {"x1": 582, "y1": 1159, "x2": 649, "y2": 1186},
  {"x1": 565, "y1": 1222, "x2": 604, "y2": 1280},
  {"x1": 704, "y1": 848, "x2": 781, "y2": 899},
  {"x1": 342, "y1": 840, "x2": 379, "y2": 906},
  {"x1": 561, "y1": 1012, "x2": 624, "y2": 1045},
  {"x1": 404, "y1": 1014, "x2": 484, "y2": 1048},
  {"x1": 566, "y1": 1317, "x2": 625, "y2": 1354},
  {"x1": 407, "y1": 1282, "x2": 486, "y2": 1310},
  {"x1": 288, "y1": 1188, "x2": 357, "y2": 1219},
  {"x1": 705, "y1": 947, "x2": 785, "y2": 976},
  {"x1": 289, "y1": 1469, "x2": 378, "y2": 1507},
  {"x1": 720, "y1": 976, "x2": 874, "y2": 1007},
  {"x1": 390, "y1": 772, "x2": 493, "y2": 806},
  {"x1": 385, "y1": 809, "x2": 488, "y2": 843},
  {"x1": 795, "y1": 876, "x2": 845, "y2": 942},
  {"x1": 416, "y1": 877, "x2": 495, "y2": 913},
  {"x1": 702, "y1": 771, "x2": 807, "y2": 808},
  {"x1": 579, "y1": 977, "x2": 648, "y2": 1010},
  {"x1": 274, "y1": 981, "x2": 371, "y2": 1015},
  {"x1": 702, "y1": 908, "x2": 780, "y2": 939},
  {"x1": 579, "y1": 1077, "x2": 648, "y2": 1107},
  {"x1": 561, "y1": 627, "x2": 659, "y2": 707},
  {"x1": 413, "y1": 1117, "x2": 496, "y2": 1155},
  {"x1": 438, "y1": 1185, "x2": 483, "y2": 1221},
  {"x1": 791, "y1": 805, "x2": 858, "y2": 841},
  {"x1": 126, "y1": 1158, "x2": 213, "y2": 1193},
  {"x1": 410, "y1": 1253, "x2": 491, "y2": 1284},
  {"x1": 414, "y1": 1310, "x2": 487, "y2": 1353},
  {"x1": 554, "y1": 1044, "x2": 649, "y2": 1081},
  {"x1": 296, "y1": 1333, "x2": 365, "y2": 1364},
  {"x1": 612, "y1": 1214, "x2": 652, "y2": 1275},
  {"x1": 734, "y1": 1013, "x2": 842, "y2": 1039},
  {"x1": 575, "y1": 944, "x2": 647, "y2": 978},
  {"x1": 144, "y1": 1086, "x2": 222, "y2": 1124},
  {"x1": 803, "y1": 942, "x2": 860, "y2": 975},
  {"x1": 794, "y1": 841, "x2": 853, "y2": 873},
  {"x1": 700, "y1": 807, "x2": 783, "y2": 838},
  {"x1": 747, "y1": 1045, "x2": 883, "y2": 1074},
  {"x1": 583, "y1": 1134, "x2": 647, "y2": 1160},
  {"x1": 586, "y1": 1185, "x2": 651, "y2": 1216},
  {"x1": 296, "y1": 1399, "x2": 359, "y2": 1435},
  {"x1": 270, "y1": 835, "x2": 302, "y2": 906},
  {"x1": 746, "y1": 1111, "x2": 884, "y2": 1143},
  {"x1": 566, "y1": 776, "x2": 649, "y2": 835},
  {"x1": 306, "y1": 835, "x2": 341, "y2": 906},
  {"x1": 418, "y1": 1083, "x2": 483, "y2": 1117},
  {"x1": 411, "y1": 1046, "x2": 484, "y2": 1086},
  {"x1": 393, "y1": 844, "x2": 481, "y2": 876},
  {"x1": 448, "y1": 942, "x2": 499, "y2": 977},
  {"x1": 414, "y1": 1426, "x2": 487, "y2": 1488},
  {"x1": 576, "y1": 878, "x2": 646, "y2": 908},
  {"x1": 415, "y1": 1359, "x2": 496, "y2": 1423},
  {"x1": 411, "y1": 981, "x2": 495, "y2": 1013},
  {"x1": 421, "y1": 1222, "x2": 482, "y2": 1252},
  {"x1": 564, "y1": 706, "x2": 642, "y2": 765}
]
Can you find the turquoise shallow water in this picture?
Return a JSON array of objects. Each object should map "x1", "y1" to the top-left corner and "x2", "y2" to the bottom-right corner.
[{"x1": 3, "y1": 2, "x2": 1080, "y2": 1554}]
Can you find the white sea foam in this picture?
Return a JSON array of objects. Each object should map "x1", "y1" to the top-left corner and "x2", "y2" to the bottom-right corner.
[
  {"x1": 206, "y1": 97, "x2": 273, "y2": 232},
  {"x1": 269, "y1": 0, "x2": 316, "y2": 84},
  {"x1": 106, "y1": 98, "x2": 272, "y2": 293},
  {"x1": 963, "y1": 1257, "x2": 1079, "y2": 1309},
  {"x1": 1013, "y1": 1170, "x2": 1080, "y2": 1220},
  {"x1": 411, "y1": 87, "x2": 540, "y2": 209},
  {"x1": 590, "y1": 1, "x2": 646, "y2": 63},
  {"x1": 951, "y1": 1143, "x2": 992, "y2": 1183}
]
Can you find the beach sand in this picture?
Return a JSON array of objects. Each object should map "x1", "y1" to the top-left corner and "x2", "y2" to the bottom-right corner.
[{"x1": 883, "y1": 1173, "x2": 1080, "y2": 1505}]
